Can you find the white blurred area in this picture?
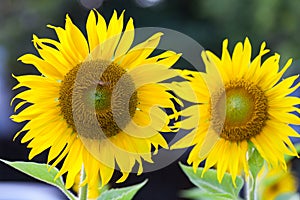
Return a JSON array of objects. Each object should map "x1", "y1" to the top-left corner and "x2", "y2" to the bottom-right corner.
[
  {"x1": 79, "y1": 0, "x2": 104, "y2": 9},
  {"x1": 0, "y1": 182, "x2": 67, "y2": 200},
  {"x1": 135, "y1": 0, "x2": 164, "y2": 8}
]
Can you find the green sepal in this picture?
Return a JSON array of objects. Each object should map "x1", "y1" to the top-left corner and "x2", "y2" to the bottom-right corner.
[{"x1": 248, "y1": 143, "x2": 264, "y2": 178}]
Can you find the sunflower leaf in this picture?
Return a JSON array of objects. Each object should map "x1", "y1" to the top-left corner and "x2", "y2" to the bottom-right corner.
[
  {"x1": 181, "y1": 187, "x2": 235, "y2": 200},
  {"x1": 0, "y1": 159, "x2": 76, "y2": 200},
  {"x1": 179, "y1": 163, "x2": 243, "y2": 200},
  {"x1": 98, "y1": 179, "x2": 147, "y2": 200}
]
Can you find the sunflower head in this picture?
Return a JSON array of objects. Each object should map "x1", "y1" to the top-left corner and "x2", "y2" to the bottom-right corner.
[
  {"x1": 59, "y1": 59, "x2": 138, "y2": 140},
  {"x1": 11, "y1": 10, "x2": 182, "y2": 197},
  {"x1": 172, "y1": 37, "x2": 300, "y2": 185},
  {"x1": 259, "y1": 164, "x2": 298, "y2": 200},
  {"x1": 211, "y1": 79, "x2": 269, "y2": 142}
]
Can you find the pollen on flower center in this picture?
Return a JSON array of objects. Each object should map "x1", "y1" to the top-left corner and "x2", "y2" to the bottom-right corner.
[
  {"x1": 211, "y1": 80, "x2": 268, "y2": 141},
  {"x1": 59, "y1": 60, "x2": 138, "y2": 139}
]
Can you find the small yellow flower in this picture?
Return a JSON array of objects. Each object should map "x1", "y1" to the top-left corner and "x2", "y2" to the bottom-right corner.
[
  {"x1": 259, "y1": 165, "x2": 298, "y2": 200},
  {"x1": 172, "y1": 38, "x2": 300, "y2": 185},
  {"x1": 11, "y1": 10, "x2": 181, "y2": 198}
]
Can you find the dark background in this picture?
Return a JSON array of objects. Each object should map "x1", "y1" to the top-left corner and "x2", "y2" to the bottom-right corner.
[{"x1": 1, "y1": 0, "x2": 300, "y2": 199}]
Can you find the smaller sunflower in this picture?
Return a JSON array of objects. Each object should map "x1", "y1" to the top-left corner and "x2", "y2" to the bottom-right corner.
[
  {"x1": 259, "y1": 165, "x2": 298, "y2": 200},
  {"x1": 171, "y1": 38, "x2": 300, "y2": 185}
]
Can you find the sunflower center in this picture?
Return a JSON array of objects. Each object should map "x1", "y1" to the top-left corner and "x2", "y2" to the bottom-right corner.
[
  {"x1": 225, "y1": 88, "x2": 254, "y2": 125},
  {"x1": 59, "y1": 60, "x2": 138, "y2": 139},
  {"x1": 85, "y1": 84, "x2": 111, "y2": 111},
  {"x1": 212, "y1": 80, "x2": 268, "y2": 141}
]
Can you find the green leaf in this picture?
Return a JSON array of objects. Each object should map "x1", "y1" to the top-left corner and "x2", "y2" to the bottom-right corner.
[
  {"x1": 98, "y1": 179, "x2": 147, "y2": 200},
  {"x1": 179, "y1": 163, "x2": 243, "y2": 200},
  {"x1": 0, "y1": 159, "x2": 76, "y2": 200},
  {"x1": 248, "y1": 147, "x2": 264, "y2": 178},
  {"x1": 181, "y1": 187, "x2": 235, "y2": 200}
]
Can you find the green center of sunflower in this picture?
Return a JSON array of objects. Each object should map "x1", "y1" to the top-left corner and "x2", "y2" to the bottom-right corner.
[
  {"x1": 58, "y1": 60, "x2": 138, "y2": 140},
  {"x1": 85, "y1": 85, "x2": 111, "y2": 111},
  {"x1": 212, "y1": 80, "x2": 268, "y2": 141},
  {"x1": 225, "y1": 88, "x2": 254, "y2": 125}
]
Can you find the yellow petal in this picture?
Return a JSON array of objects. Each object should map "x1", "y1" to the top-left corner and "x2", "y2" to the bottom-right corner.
[
  {"x1": 101, "y1": 10, "x2": 124, "y2": 60},
  {"x1": 18, "y1": 54, "x2": 62, "y2": 80},
  {"x1": 47, "y1": 25, "x2": 80, "y2": 66},
  {"x1": 119, "y1": 32, "x2": 163, "y2": 70},
  {"x1": 99, "y1": 161, "x2": 115, "y2": 186},
  {"x1": 65, "y1": 15, "x2": 89, "y2": 61},
  {"x1": 32, "y1": 35, "x2": 71, "y2": 74},
  {"x1": 240, "y1": 37, "x2": 252, "y2": 77},
  {"x1": 114, "y1": 17, "x2": 134, "y2": 59},
  {"x1": 86, "y1": 10, "x2": 100, "y2": 52},
  {"x1": 129, "y1": 65, "x2": 178, "y2": 87}
]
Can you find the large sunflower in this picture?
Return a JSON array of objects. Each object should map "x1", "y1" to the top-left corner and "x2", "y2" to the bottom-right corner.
[
  {"x1": 171, "y1": 38, "x2": 300, "y2": 185},
  {"x1": 11, "y1": 10, "x2": 181, "y2": 197}
]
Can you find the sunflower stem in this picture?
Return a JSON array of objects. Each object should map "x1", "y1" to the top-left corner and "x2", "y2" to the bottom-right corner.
[
  {"x1": 79, "y1": 165, "x2": 88, "y2": 200},
  {"x1": 245, "y1": 173, "x2": 257, "y2": 200},
  {"x1": 246, "y1": 145, "x2": 263, "y2": 200}
]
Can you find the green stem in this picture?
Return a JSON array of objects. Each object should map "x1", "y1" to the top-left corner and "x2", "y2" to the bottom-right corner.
[
  {"x1": 246, "y1": 173, "x2": 257, "y2": 200},
  {"x1": 79, "y1": 165, "x2": 88, "y2": 200},
  {"x1": 246, "y1": 144, "x2": 263, "y2": 200}
]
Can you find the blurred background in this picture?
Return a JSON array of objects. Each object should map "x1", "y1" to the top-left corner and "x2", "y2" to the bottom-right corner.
[{"x1": 1, "y1": 0, "x2": 300, "y2": 199}]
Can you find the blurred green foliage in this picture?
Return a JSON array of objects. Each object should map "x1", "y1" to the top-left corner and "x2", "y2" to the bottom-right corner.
[
  {"x1": 1, "y1": 0, "x2": 300, "y2": 77},
  {"x1": 189, "y1": 0, "x2": 300, "y2": 64}
]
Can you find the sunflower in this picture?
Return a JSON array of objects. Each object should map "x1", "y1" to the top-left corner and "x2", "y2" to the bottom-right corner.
[
  {"x1": 258, "y1": 164, "x2": 298, "y2": 200},
  {"x1": 11, "y1": 10, "x2": 181, "y2": 197},
  {"x1": 171, "y1": 38, "x2": 300, "y2": 185}
]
